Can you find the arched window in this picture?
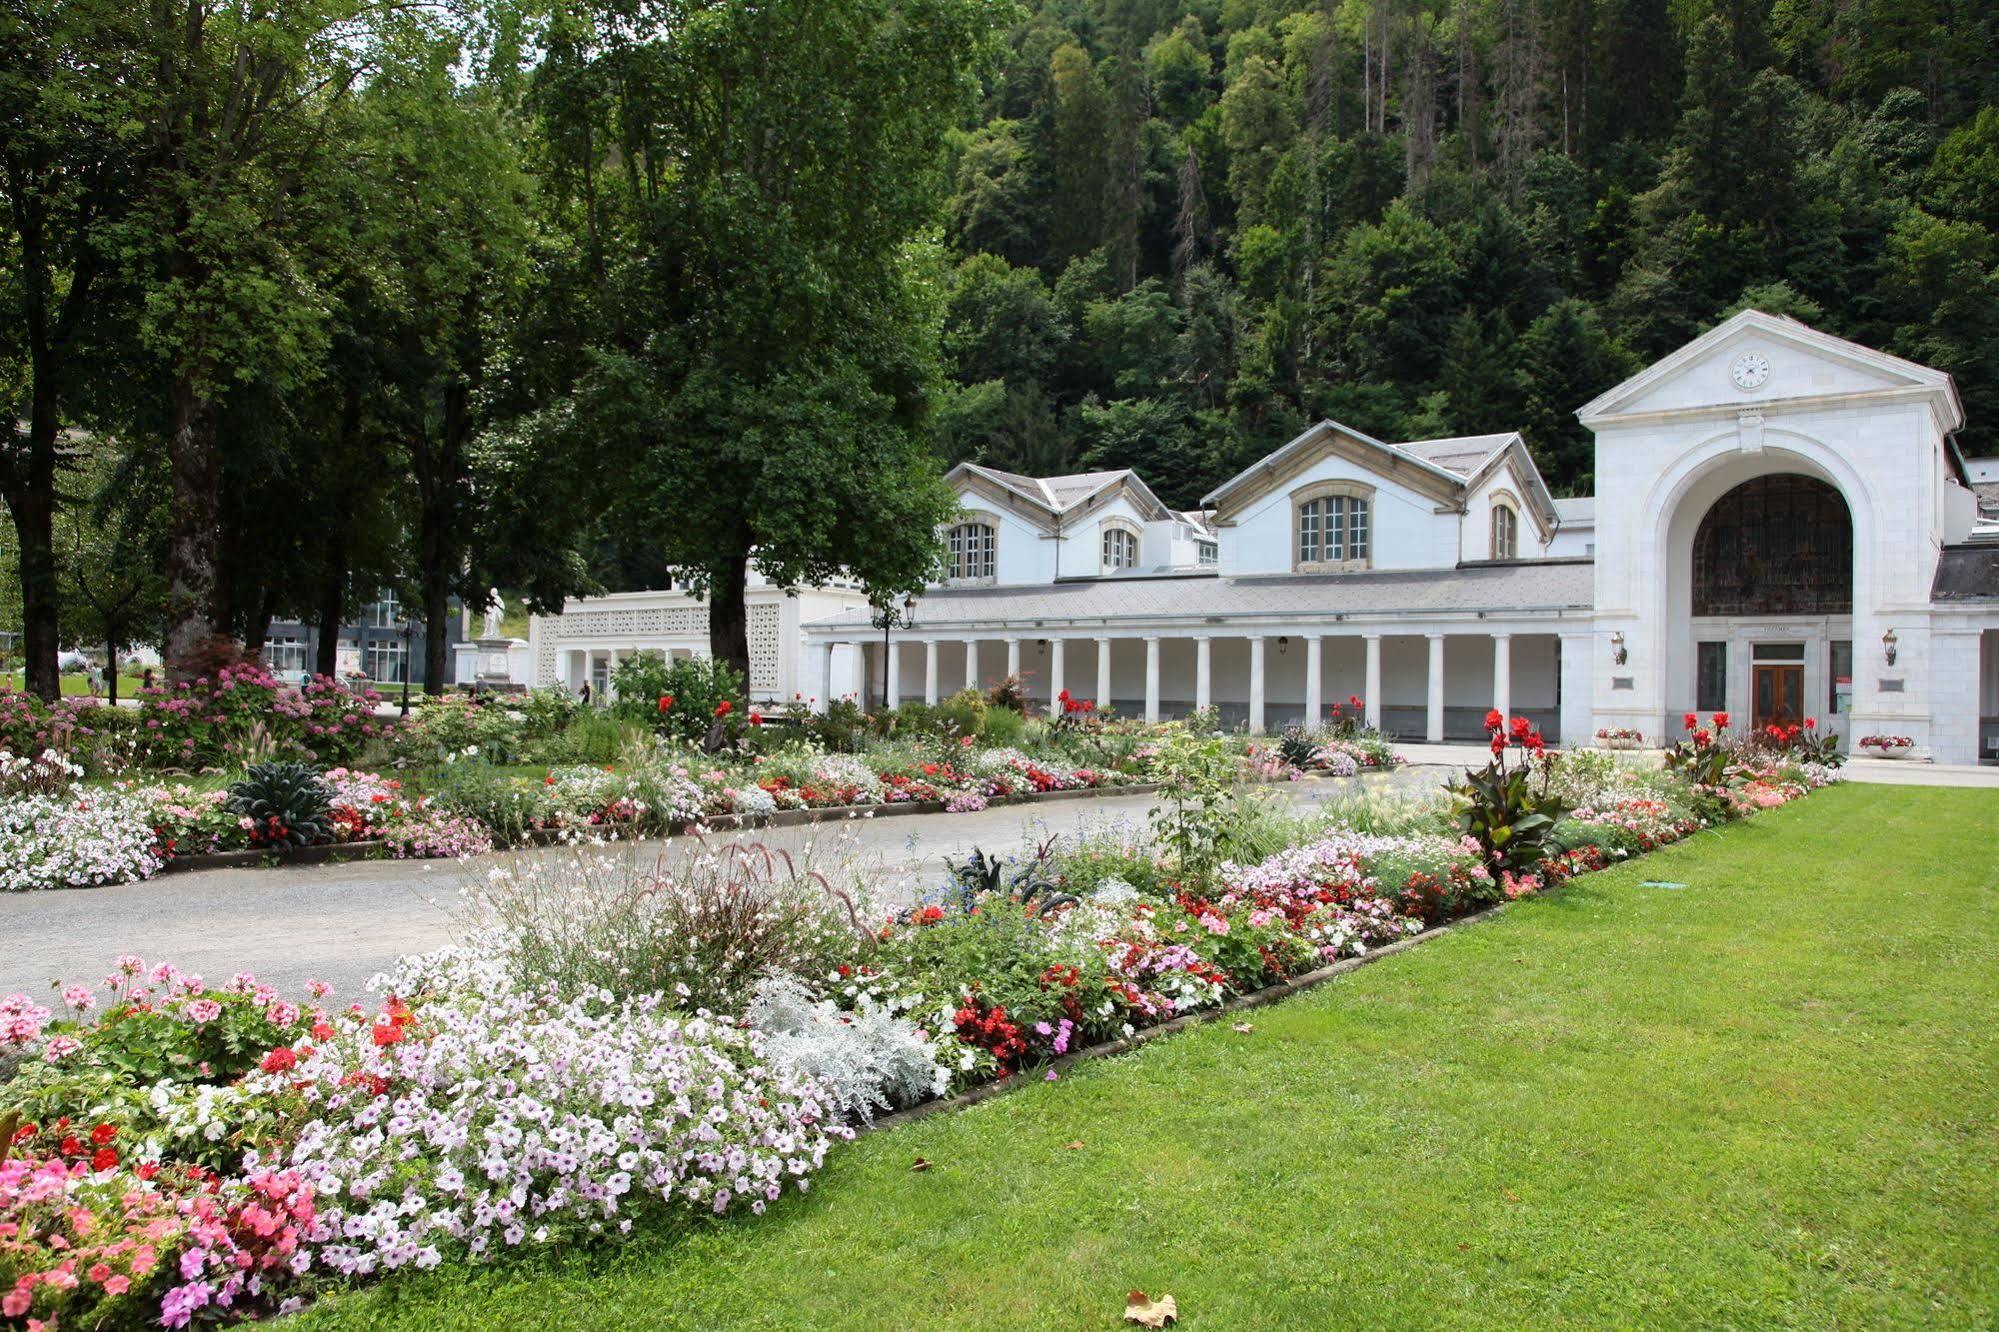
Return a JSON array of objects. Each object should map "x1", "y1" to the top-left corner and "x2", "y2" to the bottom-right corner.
[
  {"x1": 1693, "y1": 474, "x2": 1852, "y2": 616},
  {"x1": 1490, "y1": 503, "x2": 1518, "y2": 560},
  {"x1": 1296, "y1": 490, "x2": 1371, "y2": 569},
  {"x1": 946, "y1": 522, "x2": 996, "y2": 580},
  {"x1": 1102, "y1": 526, "x2": 1140, "y2": 571}
]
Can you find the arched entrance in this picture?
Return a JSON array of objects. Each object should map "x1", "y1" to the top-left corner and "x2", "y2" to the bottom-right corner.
[
  {"x1": 1655, "y1": 449, "x2": 1864, "y2": 740},
  {"x1": 1688, "y1": 475, "x2": 1853, "y2": 730}
]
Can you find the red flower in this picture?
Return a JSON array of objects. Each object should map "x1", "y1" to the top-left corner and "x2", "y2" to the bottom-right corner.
[
  {"x1": 1348, "y1": 694, "x2": 1363, "y2": 709},
  {"x1": 90, "y1": 1122, "x2": 116, "y2": 1145},
  {"x1": 311, "y1": 1021, "x2": 334, "y2": 1040},
  {"x1": 371, "y1": 1021, "x2": 404, "y2": 1047},
  {"x1": 1804, "y1": 716, "x2": 1816, "y2": 729},
  {"x1": 1057, "y1": 689, "x2": 1071, "y2": 702},
  {"x1": 91, "y1": 1147, "x2": 118, "y2": 1171},
  {"x1": 1712, "y1": 711, "x2": 1730, "y2": 729},
  {"x1": 1509, "y1": 715, "x2": 1532, "y2": 739},
  {"x1": 1489, "y1": 732, "x2": 1506, "y2": 755},
  {"x1": 60, "y1": 1135, "x2": 83, "y2": 1156},
  {"x1": 714, "y1": 699, "x2": 733, "y2": 717},
  {"x1": 657, "y1": 694, "x2": 675, "y2": 712},
  {"x1": 749, "y1": 709, "x2": 763, "y2": 727},
  {"x1": 1683, "y1": 712, "x2": 1699, "y2": 730},
  {"x1": 260, "y1": 1047, "x2": 298, "y2": 1074},
  {"x1": 1483, "y1": 708, "x2": 1504, "y2": 732},
  {"x1": 919, "y1": 904, "x2": 944, "y2": 924}
]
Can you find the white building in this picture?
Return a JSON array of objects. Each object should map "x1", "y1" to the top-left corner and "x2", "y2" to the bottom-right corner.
[
  {"x1": 532, "y1": 311, "x2": 1999, "y2": 762},
  {"x1": 802, "y1": 311, "x2": 1999, "y2": 761}
]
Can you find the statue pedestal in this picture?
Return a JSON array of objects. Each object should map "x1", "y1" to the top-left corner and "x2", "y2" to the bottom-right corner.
[{"x1": 455, "y1": 637, "x2": 530, "y2": 690}]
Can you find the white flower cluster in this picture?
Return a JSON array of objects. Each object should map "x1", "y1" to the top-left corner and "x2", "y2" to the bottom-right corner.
[
  {"x1": 0, "y1": 789, "x2": 163, "y2": 891},
  {"x1": 257, "y1": 950, "x2": 850, "y2": 1277},
  {"x1": 0, "y1": 747, "x2": 85, "y2": 797},
  {"x1": 748, "y1": 974, "x2": 948, "y2": 1124}
]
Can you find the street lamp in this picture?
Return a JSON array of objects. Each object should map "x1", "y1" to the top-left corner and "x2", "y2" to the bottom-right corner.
[
  {"x1": 870, "y1": 594, "x2": 917, "y2": 710},
  {"x1": 399, "y1": 613, "x2": 415, "y2": 717}
]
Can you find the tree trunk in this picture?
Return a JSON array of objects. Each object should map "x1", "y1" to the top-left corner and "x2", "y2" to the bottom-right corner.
[
  {"x1": 314, "y1": 566, "x2": 344, "y2": 679},
  {"x1": 4, "y1": 443, "x2": 60, "y2": 702},
  {"x1": 104, "y1": 637, "x2": 119, "y2": 706},
  {"x1": 423, "y1": 574, "x2": 450, "y2": 696},
  {"x1": 707, "y1": 548, "x2": 752, "y2": 691},
  {"x1": 163, "y1": 377, "x2": 228, "y2": 677}
]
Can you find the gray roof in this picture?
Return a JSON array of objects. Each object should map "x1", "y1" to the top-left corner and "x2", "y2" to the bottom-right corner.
[
  {"x1": 1395, "y1": 433, "x2": 1515, "y2": 476},
  {"x1": 1932, "y1": 545, "x2": 1999, "y2": 602},
  {"x1": 811, "y1": 560, "x2": 1595, "y2": 632},
  {"x1": 1554, "y1": 496, "x2": 1596, "y2": 525}
]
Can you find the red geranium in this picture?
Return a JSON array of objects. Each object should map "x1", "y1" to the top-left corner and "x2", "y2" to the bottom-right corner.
[
  {"x1": 260, "y1": 1046, "x2": 298, "y2": 1074},
  {"x1": 714, "y1": 699, "x2": 733, "y2": 717},
  {"x1": 90, "y1": 1147, "x2": 118, "y2": 1172},
  {"x1": 657, "y1": 694, "x2": 675, "y2": 712}
]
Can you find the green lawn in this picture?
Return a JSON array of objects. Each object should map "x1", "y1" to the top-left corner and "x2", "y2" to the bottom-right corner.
[
  {"x1": 298, "y1": 784, "x2": 1999, "y2": 1330},
  {"x1": 3, "y1": 671, "x2": 146, "y2": 698}
]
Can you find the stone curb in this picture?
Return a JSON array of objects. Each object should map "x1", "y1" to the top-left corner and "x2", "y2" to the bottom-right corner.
[{"x1": 859, "y1": 899, "x2": 1506, "y2": 1138}]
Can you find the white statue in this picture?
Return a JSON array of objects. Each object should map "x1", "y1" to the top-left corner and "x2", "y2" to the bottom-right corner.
[{"x1": 481, "y1": 590, "x2": 504, "y2": 639}]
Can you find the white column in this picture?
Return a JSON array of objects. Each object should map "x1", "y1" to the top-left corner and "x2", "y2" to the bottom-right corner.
[
  {"x1": 963, "y1": 639, "x2": 978, "y2": 691},
  {"x1": 1048, "y1": 638, "x2": 1066, "y2": 716},
  {"x1": 1195, "y1": 635, "x2": 1211, "y2": 712},
  {"x1": 1304, "y1": 634, "x2": 1323, "y2": 728},
  {"x1": 1426, "y1": 633, "x2": 1446, "y2": 743},
  {"x1": 1492, "y1": 633, "x2": 1512, "y2": 721},
  {"x1": 1248, "y1": 636, "x2": 1267, "y2": 734},
  {"x1": 885, "y1": 640, "x2": 901, "y2": 710},
  {"x1": 1096, "y1": 637, "x2": 1112, "y2": 709},
  {"x1": 820, "y1": 640, "x2": 837, "y2": 712},
  {"x1": 604, "y1": 648, "x2": 620, "y2": 701},
  {"x1": 1559, "y1": 631, "x2": 1593, "y2": 747},
  {"x1": 1364, "y1": 635, "x2": 1382, "y2": 730},
  {"x1": 1005, "y1": 637, "x2": 1021, "y2": 680},
  {"x1": 923, "y1": 639, "x2": 940, "y2": 706},
  {"x1": 1144, "y1": 636, "x2": 1162, "y2": 722}
]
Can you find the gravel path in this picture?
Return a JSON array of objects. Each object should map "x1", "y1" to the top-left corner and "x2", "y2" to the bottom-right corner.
[{"x1": 0, "y1": 767, "x2": 1454, "y2": 1001}]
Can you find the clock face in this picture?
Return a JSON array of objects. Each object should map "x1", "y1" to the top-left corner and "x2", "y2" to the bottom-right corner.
[{"x1": 1731, "y1": 351, "x2": 1771, "y2": 390}]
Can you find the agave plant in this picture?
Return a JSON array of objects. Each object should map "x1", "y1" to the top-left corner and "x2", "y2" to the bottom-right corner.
[{"x1": 226, "y1": 761, "x2": 333, "y2": 849}]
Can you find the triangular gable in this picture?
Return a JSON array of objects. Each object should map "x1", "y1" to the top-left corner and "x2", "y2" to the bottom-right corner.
[
  {"x1": 1462, "y1": 434, "x2": 1561, "y2": 538},
  {"x1": 947, "y1": 463, "x2": 1175, "y2": 529},
  {"x1": 1203, "y1": 419, "x2": 1467, "y2": 517},
  {"x1": 1577, "y1": 309, "x2": 1962, "y2": 428}
]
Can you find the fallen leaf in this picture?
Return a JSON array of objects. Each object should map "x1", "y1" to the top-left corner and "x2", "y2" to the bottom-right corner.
[
  {"x1": 1503, "y1": 1188, "x2": 1520, "y2": 1202},
  {"x1": 1231, "y1": 1022, "x2": 1255, "y2": 1034},
  {"x1": 1065, "y1": 1140, "x2": 1086, "y2": 1151},
  {"x1": 910, "y1": 1158, "x2": 931, "y2": 1172},
  {"x1": 1125, "y1": 1291, "x2": 1178, "y2": 1328}
]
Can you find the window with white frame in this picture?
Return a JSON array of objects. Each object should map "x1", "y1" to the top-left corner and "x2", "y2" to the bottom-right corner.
[
  {"x1": 1102, "y1": 525, "x2": 1140, "y2": 571},
  {"x1": 1197, "y1": 540, "x2": 1217, "y2": 565},
  {"x1": 365, "y1": 636, "x2": 407, "y2": 683},
  {"x1": 266, "y1": 636, "x2": 306, "y2": 676},
  {"x1": 1491, "y1": 503, "x2": 1518, "y2": 560},
  {"x1": 1296, "y1": 491, "x2": 1371, "y2": 568},
  {"x1": 365, "y1": 594, "x2": 402, "y2": 628},
  {"x1": 946, "y1": 522, "x2": 996, "y2": 580}
]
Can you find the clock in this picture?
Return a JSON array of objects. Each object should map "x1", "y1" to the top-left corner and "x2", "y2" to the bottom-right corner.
[{"x1": 1730, "y1": 350, "x2": 1770, "y2": 391}]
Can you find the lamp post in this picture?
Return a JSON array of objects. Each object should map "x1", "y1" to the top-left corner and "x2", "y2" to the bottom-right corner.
[
  {"x1": 869, "y1": 594, "x2": 917, "y2": 711},
  {"x1": 399, "y1": 614, "x2": 415, "y2": 717}
]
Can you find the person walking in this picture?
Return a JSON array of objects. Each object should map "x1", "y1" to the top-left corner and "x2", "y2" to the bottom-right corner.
[{"x1": 579, "y1": 678, "x2": 593, "y2": 707}]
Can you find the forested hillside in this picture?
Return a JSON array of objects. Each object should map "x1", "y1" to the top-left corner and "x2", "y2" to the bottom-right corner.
[{"x1": 931, "y1": 0, "x2": 1999, "y2": 506}]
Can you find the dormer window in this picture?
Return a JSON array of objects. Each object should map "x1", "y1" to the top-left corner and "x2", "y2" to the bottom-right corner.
[
  {"x1": 1102, "y1": 523, "x2": 1140, "y2": 572},
  {"x1": 946, "y1": 521, "x2": 996, "y2": 580},
  {"x1": 1491, "y1": 502, "x2": 1518, "y2": 560},
  {"x1": 1293, "y1": 481, "x2": 1373, "y2": 572}
]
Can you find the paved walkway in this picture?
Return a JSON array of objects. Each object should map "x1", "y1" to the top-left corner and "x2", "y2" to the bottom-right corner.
[{"x1": 1, "y1": 768, "x2": 1450, "y2": 1001}]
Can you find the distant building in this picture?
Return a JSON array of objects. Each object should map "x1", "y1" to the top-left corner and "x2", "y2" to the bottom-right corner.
[{"x1": 262, "y1": 593, "x2": 468, "y2": 686}]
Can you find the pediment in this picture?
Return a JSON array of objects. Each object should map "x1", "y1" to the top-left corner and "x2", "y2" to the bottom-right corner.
[
  {"x1": 1204, "y1": 420, "x2": 1465, "y2": 518},
  {"x1": 1578, "y1": 310, "x2": 1961, "y2": 427}
]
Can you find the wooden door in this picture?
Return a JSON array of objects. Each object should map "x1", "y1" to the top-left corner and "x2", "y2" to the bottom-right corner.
[{"x1": 1753, "y1": 664, "x2": 1804, "y2": 729}]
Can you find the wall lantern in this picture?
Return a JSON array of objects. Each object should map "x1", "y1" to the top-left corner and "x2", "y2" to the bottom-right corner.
[
  {"x1": 1277, "y1": 636, "x2": 1290, "y2": 654},
  {"x1": 1610, "y1": 631, "x2": 1628, "y2": 666},
  {"x1": 1882, "y1": 628, "x2": 1898, "y2": 666}
]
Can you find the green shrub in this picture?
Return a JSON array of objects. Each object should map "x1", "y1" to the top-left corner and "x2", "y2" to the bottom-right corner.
[
  {"x1": 934, "y1": 688, "x2": 988, "y2": 739},
  {"x1": 225, "y1": 761, "x2": 332, "y2": 849},
  {"x1": 612, "y1": 655, "x2": 745, "y2": 744},
  {"x1": 981, "y1": 705, "x2": 1027, "y2": 747},
  {"x1": 804, "y1": 699, "x2": 869, "y2": 752}
]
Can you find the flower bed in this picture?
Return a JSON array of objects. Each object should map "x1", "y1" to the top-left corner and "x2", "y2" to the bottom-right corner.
[{"x1": 0, "y1": 741, "x2": 1838, "y2": 1327}]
